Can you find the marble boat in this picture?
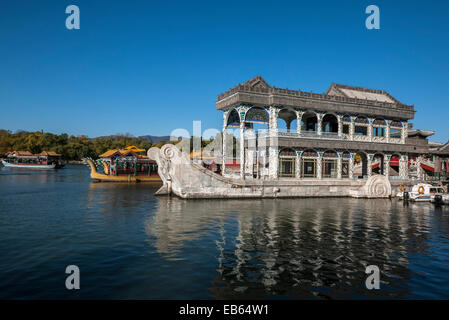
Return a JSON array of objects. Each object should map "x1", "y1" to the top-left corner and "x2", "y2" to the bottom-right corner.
[
  {"x1": 149, "y1": 75, "x2": 449, "y2": 199},
  {"x1": 148, "y1": 144, "x2": 393, "y2": 199}
]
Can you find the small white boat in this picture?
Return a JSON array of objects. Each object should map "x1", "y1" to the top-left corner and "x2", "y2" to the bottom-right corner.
[
  {"x1": 431, "y1": 192, "x2": 449, "y2": 205},
  {"x1": 397, "y1": 183, "x2": 446, "y2": 202},
  {"x1": 1, "y1": 160, "x2": 56, "y2": 169}
]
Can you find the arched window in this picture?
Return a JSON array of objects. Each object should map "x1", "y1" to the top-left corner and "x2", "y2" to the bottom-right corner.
[
  {"x1": 390, "y1": 120, "x2": 403, "y2": 138},
  {"x1": 277, "y1": 109, "x2": 297, "y2": 133},
  {"x1": 279, "y1": 148, "x2": 296, "y2": 157},
  {"x1": 245, "y1": 107, "x2": 269, "y2": 124},
  {"x1": 342, "y1": 115, "x2": 351, "y2": 135},
  {"x1": 301, "y1": 149, "x2": 318, "y2": 157},
  {"x1": 322, "y1": 150, "x2": 338, "y2": 178},
  {"x1": 301, "y1": 149, "x2": 318, "y2": 178},
  {"x1": 390, "y1": 120, "x2": 402, "y2": 128},
  {"x1": 354, "y1": 116, "x2": 369, "y2": 136},
  {"x1": 354, "y1": 152, "x2": 368, "y2": 178},
  {"x1": 373, "y1": 118, "x2": 386, "y2": 137},
  {"x1": 323, "y1": 150, "x2": 338, "y2": 158},
  {"x1": 372, "y1": 153, "x2": 384, "y2": 175},
  {"x1": 279, "y1": 148, "x2": 296, "y2": 178},
  {"x1": 226, "y1": 109, "x2": 240, "y2": 127},
  {"x1": 301, "y1": 112, "x2": 317, "y2": 132},
  {"x1": 322, "y1": 114, "x2": 338, "y2": 133},
  {"x1": 389, "y1": 154, "x2": 401, "y2": 177}
]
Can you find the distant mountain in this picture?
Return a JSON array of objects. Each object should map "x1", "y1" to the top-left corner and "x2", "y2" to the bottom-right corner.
[
  {"x1": 138, "y1": 135, "x2": 172, "y2": 143},
  {"x1": 93, "y1": 134, "x2": 172, "y2": 143}
]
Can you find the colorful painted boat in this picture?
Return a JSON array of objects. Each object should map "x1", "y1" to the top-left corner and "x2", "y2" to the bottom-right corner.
[
  {"x1": 2, "y1": 151, "x2": 64, "y2": 169},
  {"x1": 87, "y1": 146, "x2": 162, "y2": 184}
]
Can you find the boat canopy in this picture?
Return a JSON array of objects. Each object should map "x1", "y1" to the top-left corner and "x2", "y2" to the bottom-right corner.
[
  {"x1": 38, "y1": 151, "x2": 61, "y2": 157},
  {"x1": 99, "y1": 146, "x2": 150, "y2": 161}
]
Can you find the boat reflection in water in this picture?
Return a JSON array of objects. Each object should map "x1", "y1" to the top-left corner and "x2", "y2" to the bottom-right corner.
[{"x1": 146, "y1": 197, "x2": 448, "y2": 299}]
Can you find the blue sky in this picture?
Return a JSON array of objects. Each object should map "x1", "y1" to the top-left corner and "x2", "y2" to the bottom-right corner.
[{"x1": 1, "y1": 0, "x2": 449, "y2": 142}]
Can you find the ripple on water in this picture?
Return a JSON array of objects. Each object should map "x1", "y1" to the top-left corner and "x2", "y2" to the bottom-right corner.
[{"x1": 1, "y1": 166, "x2": 449, "y2": 299}]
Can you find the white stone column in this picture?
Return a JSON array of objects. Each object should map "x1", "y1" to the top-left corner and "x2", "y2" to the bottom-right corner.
[
  {"x1": 268, "y1": 145, "x2": 278, "y2": 179},
  {"x1": 399, "y1": 155, "x2": 408, "y2": 179},
  {"x1": 246, "y1": 149, "x2": 254, "y2": 178},
  {"x1": 317, "y1": 113, "x2": 324, "y2": 136},
  {"x1": 385, "y1": 120, "x2": 391, "y2": 143},
  {"x1": 401, "y1": 121, "x2": 408, "y2": 144},
  {"x1": 317, "y1": 153, "x2": 323, "y2": 179},
  {"x1": 337, "y1": 153, "x2": 342, "y2": 179},
  {"x1": 368, "y1": 118, "x2": 374, "y2": 142},
  {"x1": 295, "y1": 154, "x2": 300, "y2": 179},
  {"x1": 349, "y1": 116, "x2": 354, "y2": 141},
  {"x1": 383, "y1": 155, "x2": 390, "y2": 179},
  {"x1": 222, "y1": 129, "x2": 227, "y2": 174},
  {"x1": 417, "y1": 155, "x2": 424, "y2": 180},
  {"x1": 337, "y1": 115, "x2": 343, "y2": 137},
  {"x1": 367, "y1": 154, "x2": 373, "y2": 177},
  {"x1": 261, "y1": 149, "x2": 267, "y2": 179},
  {"x1": 296, "y1": 111, "x2": 304, "y2": 135},
  {"x1": 222, "y1": 111, "x2": 228, "y2": 175},
  {"x1": 268, "y1": 107, "x2": 279, "y2": 180},
  {"x1": 269, "y1": 106, "x2": 279, "y2": 134},
  {"x1": 239, "y1": 122, "x2": 245, "y2": 179},
  {"x1": 349, "y1": 153, "x2": 355, "y2": 179},
  {"x1": 245, "y1": 129, "x2": 256, "y2": 178}
]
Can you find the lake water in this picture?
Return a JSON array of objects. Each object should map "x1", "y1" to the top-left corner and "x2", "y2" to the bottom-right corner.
[{"x1": 0, "y1": 165, "x2": 448, "y2": 299}]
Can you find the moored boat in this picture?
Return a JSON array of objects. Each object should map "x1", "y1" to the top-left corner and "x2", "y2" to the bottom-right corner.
[
  {"x1": 397, "y1": 183, "x2": 445, "y2": 202},
  {"x1": 2, "y1": 151, "x2": 64, "y2": 169},
  {"x1": 86, "y1": 146, "x2": 162, "y2": 184}
]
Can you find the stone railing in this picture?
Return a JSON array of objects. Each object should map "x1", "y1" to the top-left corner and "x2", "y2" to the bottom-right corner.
[
  {"x1": 352, "y1": 135, "x2": 371, "y2": 142},
  {"x1": 372, "y1": 136, "x2": 387, "y2": 143},
  {"x1": 257, "y1": 130, "x2": 348, "y2": 141},
  {"x1": 389, "y1": 138, "x2": 401, "y2": 144},
  {"x1": 252, "y1": 130, "x2": 405, "y2": 144},
  {"x1": 217, "y1": 84, "x2": 414, "y2": 111}
]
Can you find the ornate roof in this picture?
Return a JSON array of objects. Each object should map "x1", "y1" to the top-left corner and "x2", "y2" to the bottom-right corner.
[
  {"x1": 99, "y1": 149, "x2": 148, "y2": 159},
  {"x1": 38, "y1": 151, "x2": 62, "y2": 157},
  {"x1": 326, "y1": 83, "x2": 400, "y2": 104},
  {"x1": 5, "y1": 151, "x2": 34, "y2": 157},
  {"x1": 216, "y1": 76, "x2": 415, "y2": 120},
  {"x1": 430, "y1": 140, "x2": 449, "y2": 155}
]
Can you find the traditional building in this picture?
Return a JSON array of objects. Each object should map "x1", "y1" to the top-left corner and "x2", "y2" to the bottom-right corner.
[{"x1": 217, "y1": 76, "x2": 449, "y2": 181}]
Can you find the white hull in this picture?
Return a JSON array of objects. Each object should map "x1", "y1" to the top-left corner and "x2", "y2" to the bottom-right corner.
[
  {"x1": 147, "y1": 144, "x2": 393, "y2": 199},
  {"x1": 431, "y1": 194, "x2": 449, "y2": 205},
  {"x1": 1, "y1": 160, "x2": 56, "y2": 169},
  {"x1": 397, "y1": 183, "x2": 447, "y2": 203}
]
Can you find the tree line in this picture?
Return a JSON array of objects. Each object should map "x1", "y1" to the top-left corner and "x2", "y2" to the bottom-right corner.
[{"x1": 0, "y1": 130, "x2": 171, "y2": 161}]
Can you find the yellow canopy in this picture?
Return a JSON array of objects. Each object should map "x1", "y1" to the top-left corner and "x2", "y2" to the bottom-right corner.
[
  {"x1": 125, "y1": 146, "x2": 145, "y2": 152},
  {"x1": 99, "y1": 149, "x2": 149, "y2": 159}
]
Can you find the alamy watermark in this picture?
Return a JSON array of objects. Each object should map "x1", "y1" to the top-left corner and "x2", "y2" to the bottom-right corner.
[
  {"x1": 365, "y1": 5, "x2": 380, "y2": 30},
  {"x1": 65, "y1": 5, "x2": 80, "y2": 30},
  {"x1": 65, "y1": 265, "x2": 80, "y2": 290},
  {"x1": 63, "y1": 5, "x2": 379, "y2": 31},
  {"x1": 365, "y1": 265, "x2": 380, "y2": 290}
]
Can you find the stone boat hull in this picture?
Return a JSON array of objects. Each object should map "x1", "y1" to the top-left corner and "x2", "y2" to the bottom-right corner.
[{"x1": 148, "y1": 144, "x2": 394, "y2": 199}]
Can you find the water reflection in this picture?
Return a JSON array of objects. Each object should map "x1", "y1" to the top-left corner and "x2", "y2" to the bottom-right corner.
[
  {"x1": 147, "y1": 197, "x2": 448, "y2": 299},
  {"x1": 1, "y1": 166, "x2": 449, "y2": 299},
  {"x1": 87, "y1": 182, "x2": 159, "y2": 213}
]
